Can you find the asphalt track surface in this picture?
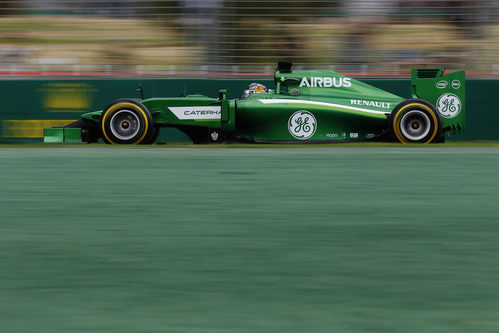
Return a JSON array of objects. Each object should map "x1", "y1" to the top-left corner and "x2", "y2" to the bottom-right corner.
[{"x1": 1, "y1": 144, "x2": 499, "y2": 332}]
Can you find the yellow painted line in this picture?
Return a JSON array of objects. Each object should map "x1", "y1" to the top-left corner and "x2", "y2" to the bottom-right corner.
[{"x1": 2, "y1": 120, "x2": 75, "y2": 138}]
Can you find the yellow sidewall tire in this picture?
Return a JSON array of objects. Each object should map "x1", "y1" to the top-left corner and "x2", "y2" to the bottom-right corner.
[
  {"x1": 100, "y1": 100, "x2": 152, "y2": 145},
  {"x1": 390, "y1": 100, "x2": 441, "y2": 144}
]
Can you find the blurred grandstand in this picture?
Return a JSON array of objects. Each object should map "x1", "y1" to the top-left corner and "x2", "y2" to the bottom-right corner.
[{"x1": 0, "y1": 0, "x2": 498, "y2": 76}]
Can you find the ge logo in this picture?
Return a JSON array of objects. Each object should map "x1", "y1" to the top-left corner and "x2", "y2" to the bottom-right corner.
[
  {"x1": 288, "y1": 110, "x2": 317, "y2": 140},
  {"x1": 437, "y1": 93, "x2": 462, "y2": 119}
]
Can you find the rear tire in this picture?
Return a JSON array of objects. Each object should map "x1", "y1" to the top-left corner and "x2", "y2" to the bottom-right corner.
[
  {"x1": 100, "y1": 99, "x2": 153, "y2": 144},
  {"x1": 390, "y1": 99, "x2": 442, "y2": 143}
]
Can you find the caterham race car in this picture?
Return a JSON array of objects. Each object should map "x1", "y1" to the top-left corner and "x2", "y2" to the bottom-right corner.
[{"x1": 44, "y1": 62, "x2": 465, "y2": 144}]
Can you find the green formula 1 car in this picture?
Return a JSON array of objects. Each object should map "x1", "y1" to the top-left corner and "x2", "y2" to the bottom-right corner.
[{"x1": 44, "y1": 62, "x2": 465, "y2": 144}]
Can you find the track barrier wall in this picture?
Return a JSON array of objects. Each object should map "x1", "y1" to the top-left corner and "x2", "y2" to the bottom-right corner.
[{"x1": 0, "y1": 78, "x2": 497, "y2": 142}]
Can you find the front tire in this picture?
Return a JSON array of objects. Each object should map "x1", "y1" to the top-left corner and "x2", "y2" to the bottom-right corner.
[
  {"x1": 390, "y1": 99, "x2": 442, "y2": 143},
  {"x1": 140, "y1": 126, "x2": 160, "y2": 145},
  {"x1": 100, "y1": 99, "x2": 153, "y2": 144}
]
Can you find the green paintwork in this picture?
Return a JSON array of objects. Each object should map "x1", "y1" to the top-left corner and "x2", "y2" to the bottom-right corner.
[
  {"x1": 44, "y1": 64, "x2": 466, "y2": 143},
  {"x1": 43, "y1": 128, "x2": 64, "y2": 143},
  {"x1": 230, "y1": 68, "x2": 407, "y2": 142},
  {"x1": 64, "y1": 128, "x2": 83, "y2": 143},
  {"x1": 274, "y1": 69, "x2": 402, "y2": 101},
  {"x1": 411, "y1": 69, "x2": 466, "y2": 133},
  {"x1": 43, "y1": 127, "x2": 82, "y2": 144},
  {"x1": 235, "y1": 94, "x2": 392, "y2": 142},
  {"x1": 81, "y1": 111, "x2": 101, "y2": 121}
]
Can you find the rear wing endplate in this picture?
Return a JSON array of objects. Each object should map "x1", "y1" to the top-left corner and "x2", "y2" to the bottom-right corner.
[{"x1": 411, "y1": 68, "x2": 466, "y2": 134}]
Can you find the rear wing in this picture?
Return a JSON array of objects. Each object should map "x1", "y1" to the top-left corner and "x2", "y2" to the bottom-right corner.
[{"x1": 411, "y1": 68, "x2": 465, "y2": 134}]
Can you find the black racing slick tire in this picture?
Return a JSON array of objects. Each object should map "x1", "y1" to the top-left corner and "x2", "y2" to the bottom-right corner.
[
  {"x1": 100, "y1": 99, "x2": 153, "y2": 144},
  {"x1": 140, "y1": 126, "x2": 160, "y2": 145},
  {"x1": 390, "y1": 99, "x2": 442, "y2": 144}
]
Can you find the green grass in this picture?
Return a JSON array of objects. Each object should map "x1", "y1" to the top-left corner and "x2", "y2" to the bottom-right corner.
[{"x1": 1, "y1": 145, "x2": 499, "y2": 332}]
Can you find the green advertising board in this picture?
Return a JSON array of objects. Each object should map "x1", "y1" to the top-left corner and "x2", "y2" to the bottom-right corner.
[{"x1": 0, "y1": 77, "x2": 497, "y2": 142}]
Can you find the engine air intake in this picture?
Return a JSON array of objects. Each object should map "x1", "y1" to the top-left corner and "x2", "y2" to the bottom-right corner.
[{"x1": 415, "y1": 68, "x2": 443, "y2": 79}]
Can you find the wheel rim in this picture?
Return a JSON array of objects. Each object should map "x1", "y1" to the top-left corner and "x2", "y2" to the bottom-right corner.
[
  {"x1": 400, "y1": 110, "x2": 431, "y2": 141},
  {"x1": 109, "y1": 110, "x2": 141, "y2": 140}
]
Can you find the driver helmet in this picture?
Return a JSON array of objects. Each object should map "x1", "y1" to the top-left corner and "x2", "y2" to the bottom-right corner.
[{"x1": 242, "y1": 83, "x2": 268, "y2": 99}]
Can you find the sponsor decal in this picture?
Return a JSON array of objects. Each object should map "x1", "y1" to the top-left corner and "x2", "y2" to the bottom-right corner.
[
  {"x1": 299, "y1": 77, "x2": 352, "y2": 88},
  {"x1": 326, "y1": 133, "x2": 338, "y2": 138},
  {"x1": 290, "y1": 88, "x2": 300, "y2": 96},
  {"x1": 436, "y1": 80, "x2": 448, "y2": 89},
  {"x1": 288, "y1": 110, "x2": 317, "y2": 140},
  {"x1": 437, "y1": 93, "x2": 462, "y2": 118},
  {"x1": 350, "y1": 100, "x2": 391, "y2": 109},
  {"x1": 349, "y1": 133, "x2": 359, "y2": 138},
  {"x1": 168, "y1": 106, "x2": 221, "y2": 120},
  {"x1": 451, "y1": 80, "x2": 461, "y2": 89},
  {"x1": 366, "y1": 133, "x2": 376, "y2": 139}
]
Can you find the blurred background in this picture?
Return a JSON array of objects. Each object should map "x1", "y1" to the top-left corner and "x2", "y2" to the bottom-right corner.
[{"x1": 0, "y1": 0, "x2": 498, "y2": 76}]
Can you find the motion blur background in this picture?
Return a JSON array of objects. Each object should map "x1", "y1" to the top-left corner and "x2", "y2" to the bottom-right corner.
[{"x1": 1, "y1": 0, "x2": 498, "y2": 76}]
